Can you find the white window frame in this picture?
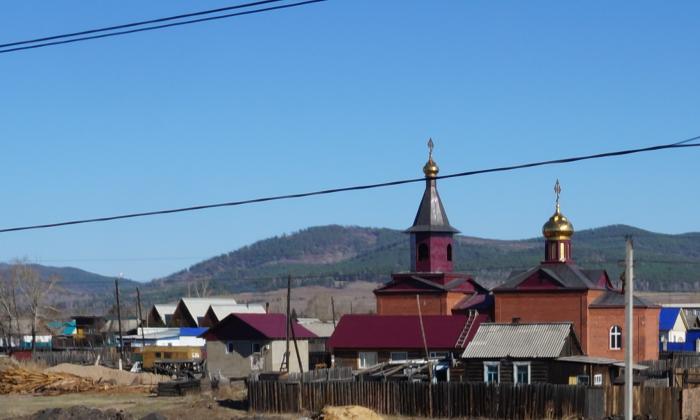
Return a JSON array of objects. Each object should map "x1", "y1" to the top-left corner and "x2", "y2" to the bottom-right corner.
[
  {"x1": 513, "y1": 362, "x2": 531, "y2": 384},
  {"x1": 429, "y1": 351, "x2": 449, "y2": 360},
  {"x1": 610, "y1": 325, "x2": 622, "y2": 350},
  {"x1": 593, "y1": 374, "x2": 603, "y2": 386},
  {"x1": 389, "y1": 351, "x2": 408, "y2": 363},
  {"x1": 358, "y1": 351, "x2": 378, "y2": 369},
  {"x1": 483, "y1": 361, "x2": 500, "y2": 383}
]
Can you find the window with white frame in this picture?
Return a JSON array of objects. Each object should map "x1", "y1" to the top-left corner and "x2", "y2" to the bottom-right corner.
[
  {"x1": 610, "y1": 325, "x2": 622, "y2": 350},
  {"x1": 593, "y1": 374, "x2": 603, "y2": 386},
  {"x1": 358, "y1": 351, "x2": 378, "y2": 369},
  {"x1": 389, "y1": 352, "x2": 408, "y2": 363},
  {"x1": 429, "y1": 351, "x2": 449, "y2": 360},
  {"x1": 483, "y1": 362, "x2": 499, "y2": 383},
  {"x1": 513, "y1": 362, "x2": 530, "y2": 384}
]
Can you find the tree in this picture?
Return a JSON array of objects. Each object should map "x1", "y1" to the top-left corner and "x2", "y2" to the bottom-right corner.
[
  {"x1": 13, "y1": 261, "x2": 59, "y2": 351},
  {"x1": 0, "y1": 267, "x2": 21, "y2": 350}
]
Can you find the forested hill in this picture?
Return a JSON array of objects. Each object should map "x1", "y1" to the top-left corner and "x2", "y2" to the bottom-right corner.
[{"x1": 146, "y1": 224, "x2": 700, "y2": 301}]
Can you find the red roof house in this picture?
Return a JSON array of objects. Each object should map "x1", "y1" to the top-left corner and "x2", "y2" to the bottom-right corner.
[
  {"x1": 329, "y1": 313, "x2": 487, "y2": 369},
  {"x1": 202, "y1": 313, "x2": 316, "y2": 379}
]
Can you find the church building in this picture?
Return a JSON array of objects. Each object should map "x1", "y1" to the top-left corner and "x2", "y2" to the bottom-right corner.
[
  {"x1": 492, "y1": 182, "x2": 660, "y2": 361},
  {"x1": 373, "y1": 140, "x2": 492, "y2": 317}
]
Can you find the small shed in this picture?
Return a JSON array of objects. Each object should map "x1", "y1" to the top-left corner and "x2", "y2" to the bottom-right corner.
[{"x1": 202, "y1": 313, "x2": 316, "y2": 380}]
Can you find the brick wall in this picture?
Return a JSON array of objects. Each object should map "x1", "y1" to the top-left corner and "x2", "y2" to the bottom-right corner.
[
  {"x1": 377, "y1": 293, "x2": 448, "y2": 315},
  {"x1": 495, "y1": 291, "x2": 590, "y2": 353},
  {"x1": 588, "y1": 306, "x2": 660, "y2": 361}
]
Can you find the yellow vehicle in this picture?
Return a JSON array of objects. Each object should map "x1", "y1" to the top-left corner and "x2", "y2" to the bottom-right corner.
[{"x1": 133, "y1": 346, "x2": 204, "y2": 376}]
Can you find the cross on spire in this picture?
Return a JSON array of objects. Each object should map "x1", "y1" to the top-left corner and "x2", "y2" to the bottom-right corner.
[
  {"x1": 554, "y1": 179, "x2": 561, "y2": 210},
  {"x1": 428, "y1": 138, "x2": 434, "y2": 159}
]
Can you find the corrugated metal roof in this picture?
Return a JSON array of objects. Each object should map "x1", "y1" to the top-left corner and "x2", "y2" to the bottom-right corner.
[
  {"x1": 179, "y1": 297, "x2": 238, "y2": 326},
  {"x1": 462, "y1": 322, "x2": 573, "y2": 359},
  {"x1": 296, "y1": 319, "x2": 335, "y2": 338},
  {"x1": 209, "y1": 304, "x2": 266, "y2": 320},
  {"x1": 328, "y1": 314, "x2": 485, "y2": 350},
  {"x1": 659, "y1": 308, "x2": 681, "y2": 331},
  {"x1": 154, "y1": 304, "x2": 177, "y2": 318}
]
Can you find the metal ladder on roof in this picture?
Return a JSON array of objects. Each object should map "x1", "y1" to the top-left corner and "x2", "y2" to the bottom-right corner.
[{"x1": 455, "y1": 309, "x2": 478, "y2": 348}]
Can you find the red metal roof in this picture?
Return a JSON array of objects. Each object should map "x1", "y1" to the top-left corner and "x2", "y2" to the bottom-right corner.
[
  {"x1": 328, "y1": 314, "x2": 483, "y2": 350},
  {"x1": 203, "y1": 313, "x2": 317, "y2": 340}
]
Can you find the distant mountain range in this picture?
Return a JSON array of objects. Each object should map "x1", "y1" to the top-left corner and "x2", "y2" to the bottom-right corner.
[{"x1": 13, "y1": 224, "x2": 700, "y2": 314}]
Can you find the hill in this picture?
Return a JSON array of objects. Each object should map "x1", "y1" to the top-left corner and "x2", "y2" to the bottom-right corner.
[
  {"x1": 0, "y1": 263, "x2": 139, "y2": 315},
  {"x1": 145, "y1": 224, "x2": 700, "y2": 302}
]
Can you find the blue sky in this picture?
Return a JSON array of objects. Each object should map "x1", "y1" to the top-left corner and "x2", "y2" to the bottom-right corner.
[{"x1": 1, "y1": 1, "x2": 699, "y2": 281}]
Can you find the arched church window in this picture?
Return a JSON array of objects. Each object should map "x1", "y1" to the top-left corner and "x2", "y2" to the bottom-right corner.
[
  {"x1": 609, "y1": 325, "x2": 622, "y2": 350},
  {"x1": 418, "y1": 243, "x2": 429, "y2": 261},
  {"x1": 447, "y1": 244, "x2": 453, "y2": 261}
]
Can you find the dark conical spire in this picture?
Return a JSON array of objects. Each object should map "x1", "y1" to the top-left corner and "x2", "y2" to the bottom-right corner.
[{"x1": 406, "y1": 139, "x2": 459, "y2": 234}]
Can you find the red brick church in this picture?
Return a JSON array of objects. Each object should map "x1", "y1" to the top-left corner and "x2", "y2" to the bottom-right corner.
[
  {"x1": 492, "y1": 181, "x2": 660, "y2": 361},
  {"x1": 373, "y1": 140, "x2": 492, "y2": 317}
]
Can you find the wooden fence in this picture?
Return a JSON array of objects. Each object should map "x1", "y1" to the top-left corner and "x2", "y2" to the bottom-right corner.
[{"x1": 248, "y1": 381, "x2": 601, "y2": 419}]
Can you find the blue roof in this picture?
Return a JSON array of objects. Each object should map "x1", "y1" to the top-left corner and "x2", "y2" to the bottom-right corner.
[
  {"x1": 659, "y1": 308, "x2": 681, "y2": 331},
  {"x1": 179, "y1": 327, "x2": 207, "y2": 337}
]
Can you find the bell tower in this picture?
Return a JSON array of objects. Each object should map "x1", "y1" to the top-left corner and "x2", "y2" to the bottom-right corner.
[
  {"x1": 406, "y1": 139, "x2": 459, "y2": 273},
  {"x1": 542, "y1": 180, "x2": 574, "y2": 263}
]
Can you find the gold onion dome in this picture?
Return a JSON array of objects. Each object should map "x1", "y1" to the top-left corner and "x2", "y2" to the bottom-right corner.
[
  {"x1": 542, "y1": 180, "x2": 574, "y2": 240},
  {"x1": 423, "y1": 138, "x2": 439, "y2": 177}
]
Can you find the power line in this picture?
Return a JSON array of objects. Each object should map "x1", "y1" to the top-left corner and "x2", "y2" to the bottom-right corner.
[
  {"x1": 0, "y1": 0, "x2": 326, "y2": 54},
  {"x1": 0, "y1": 0, "x2": 285, "y2": 49},
  {"x1": 0, "y1": 137, "x2": 699, "y2": 234}
]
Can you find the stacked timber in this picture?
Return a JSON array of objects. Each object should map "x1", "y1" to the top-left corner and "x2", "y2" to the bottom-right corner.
[{"x1": 0, "y1": 366, "x2": 101, "y2": 395}]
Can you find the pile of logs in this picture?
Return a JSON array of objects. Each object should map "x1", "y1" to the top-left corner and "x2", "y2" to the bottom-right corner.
[{"x1": 0, "y1": 366, "x2": 104, "y2": 395}]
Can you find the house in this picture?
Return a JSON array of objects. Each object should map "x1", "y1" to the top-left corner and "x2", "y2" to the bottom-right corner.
[
  {"x1": 373, "y1": 142, "x2": 492, "y2": 317},
  {"x1": 659, "y1": 307, "x2": 688, "y2": 351},
  {"x1": 492, "y1": 182, "x2": 660, "y2": 361},
  {"x1": 0, "y1": 318, "x2": 53, "y2": 350},
  {"x1": 296, "y1": 318, "x2": 336, "y2": 368},
  {"x1": 170, "y1": 297, "x2": 238, "y2": 327},
  {"x1": 121, "y1": 327, "x2": 207, "y2": 348},
  {"x1": 201, "y1": 313, "x2": 316, "y2": 380},
  {"x1": 461, "y1": 322, "x2": 584, "y2": 384},
  {"x1": 147, "y1": 304, "x2": 177, "y2": 327},
  {"x1": 328, "y1": 313, "x2": 487, "y2": 369},
  {"x1": 199, "y1": 303, "x2": 267, "y2": 327},
  {"x1": 101, "y1": 317, "x2": 140, "y2": 347}
]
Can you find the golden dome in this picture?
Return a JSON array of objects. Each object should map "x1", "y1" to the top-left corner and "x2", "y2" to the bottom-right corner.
[
  {"x1": 542, "y1": 180, "x2": 574, "y2": 240},
  {"x1": 423, "y1": 138, "x2": 439, "y2": 178},
  {"x1": 542, "y1": 204, "x2": 574, "y2": 240}
]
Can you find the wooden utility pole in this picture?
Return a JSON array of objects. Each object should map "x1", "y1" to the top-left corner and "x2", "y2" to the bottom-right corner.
[
  {"x1": 331, "y1": 296, "x2": 337, "y2": 329},
  {"x1": 416, "y1": 295, "x2": 433, "y2": 417},
  {"x1": 624, "y1": 237, "x2": 634, "y2": 420},
  {"x1": 114, "y1": 277, "x2": 124, "y2": 370},
  {"x1": 136, "y1": 287, "x2": 146, "y2": 350},
  {"x1": 290, "y1": 310, "x2": 304, "y2": 379}
]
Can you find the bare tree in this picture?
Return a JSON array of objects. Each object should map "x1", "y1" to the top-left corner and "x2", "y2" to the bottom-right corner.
[
  {"x1": 0, "y1": 268, "x2": 21, "y2": 350},
  {"x1": 192, "y1": 277, "x2": 211, "y2": 298},
  {"x1": 13, "y1": 261, "x2": 59, "y2": 351}
]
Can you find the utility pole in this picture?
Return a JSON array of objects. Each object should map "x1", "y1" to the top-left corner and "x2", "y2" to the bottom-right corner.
[
  {"x1": 280, "y1": 274, "x2": 291, "y2": 373},
  {"x1": 416, "y1": 295, "x2": 433, "y2": 416},
  {"x1": 624, "y1": 237, "x2": 634, "y2": 420},
  {"x1": 114, "y1": 277, "x2": 124, "y2": 370},
  {"x1": 331, "y1": 296, "x2": 337, "y2": 329},
  {"x1": 136, "y1": 287, "x2": 146, "y2": 350}
]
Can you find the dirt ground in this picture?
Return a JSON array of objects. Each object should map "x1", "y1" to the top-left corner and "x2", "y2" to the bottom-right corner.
[{"x1": 0, "y1": 386, "x2": 296, "y2": 420}]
